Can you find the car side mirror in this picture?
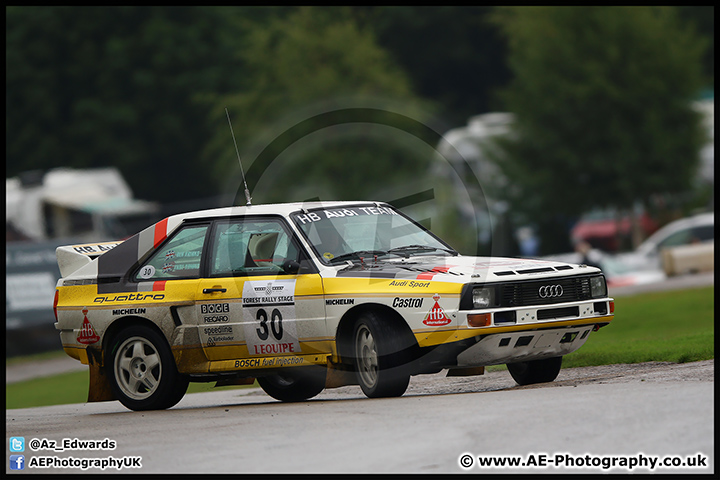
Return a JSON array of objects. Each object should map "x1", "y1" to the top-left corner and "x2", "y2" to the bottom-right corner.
[{"x1": 282, "y1": 260, "x2": 301, "y2": 275}]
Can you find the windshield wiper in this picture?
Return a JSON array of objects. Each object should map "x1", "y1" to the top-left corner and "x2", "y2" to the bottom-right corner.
[
  {"x1": 328, "y1": 250, "x2": 389, "y2": 264},
  {"x1": 387, "y1": 245, "x2": 458, "y2": 258}
]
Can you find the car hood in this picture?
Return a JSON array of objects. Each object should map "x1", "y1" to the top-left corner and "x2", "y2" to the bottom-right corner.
[{"x1": 329, "y1": 255, "x2": 598, "y2": 283}]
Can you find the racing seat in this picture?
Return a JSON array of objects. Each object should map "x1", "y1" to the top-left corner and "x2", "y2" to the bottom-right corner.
[{"x1": 249, "y1": 232, "x2": 279, "y2": 269}]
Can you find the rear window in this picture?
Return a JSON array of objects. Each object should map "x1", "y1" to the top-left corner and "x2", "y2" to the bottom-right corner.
[{"x1": 135, "y1": 224, "x2": 209, "y2": 280}]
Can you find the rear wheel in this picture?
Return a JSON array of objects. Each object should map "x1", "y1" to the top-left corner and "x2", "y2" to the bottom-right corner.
[
  {"x1": 257, "y1": 367, "x2": 326, "y2": 402},
  {"x1": 507, "y1": 356, "x2": 563, "y2": 385},
  {"x1": 107, "y1": 325, "x2": 188, "y2": 411},
  {"x1": 352, "y1": 312, "x2": 414, "y2": 398}
]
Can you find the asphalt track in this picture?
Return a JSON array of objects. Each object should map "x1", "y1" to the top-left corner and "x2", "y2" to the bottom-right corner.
[{"x1": 5, "y1": 360, "x2": 714, "y2": 474}]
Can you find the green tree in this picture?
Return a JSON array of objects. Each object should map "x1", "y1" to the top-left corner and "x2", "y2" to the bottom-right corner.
[
  {"x1": 6, "y1": 6, "x2": 275, "y2": 202},
  {"x1": 491, "y1": 6, "x2": 708, "y2": 253},
  {"x1": 7, "y1": 6, "x2": 436, "y2": 207},
  {"x1": 205, "y1": 6, "x2": 435, "y2": 205},
  {"x1": 349, "y1": 6, "x2": 512, "y2": 127}
]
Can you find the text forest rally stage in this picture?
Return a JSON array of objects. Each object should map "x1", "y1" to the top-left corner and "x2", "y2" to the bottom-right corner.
[{"x1": 53, "y1": 201, "x2": 614, "y2": 410}]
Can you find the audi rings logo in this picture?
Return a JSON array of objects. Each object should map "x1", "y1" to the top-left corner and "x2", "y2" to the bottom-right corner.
[{"x1": 538, "y1": 285, "x2": 564, "y2": 298}]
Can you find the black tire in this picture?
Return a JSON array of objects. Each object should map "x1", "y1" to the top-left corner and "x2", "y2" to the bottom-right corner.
[
  {"x1": 507, "y1": 356, "x2": 563, "y2": 386},
  {"x1": 107, "y1": 325, "x2": 189, "y2": 411},
  {"x1": 352, "y1": 312, "x2": 414, "y2": 398},
  {"x1": 257, "y1": 367, "x2": 326, "y2": 402}
]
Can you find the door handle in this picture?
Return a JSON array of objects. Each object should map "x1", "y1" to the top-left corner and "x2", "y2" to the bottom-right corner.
[{"x1": 203, "y1": 288, "x2": 227, "y2": 294}]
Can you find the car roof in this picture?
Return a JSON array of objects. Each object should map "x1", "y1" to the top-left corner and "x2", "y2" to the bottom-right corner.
[{"x1": 168, "y1": 200, "x2": 386, "y2": 223}]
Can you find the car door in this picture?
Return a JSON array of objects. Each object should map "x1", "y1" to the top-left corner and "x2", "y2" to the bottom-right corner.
[{"x1": 196, "y1": 216, "x2": 329, "y2": 364}]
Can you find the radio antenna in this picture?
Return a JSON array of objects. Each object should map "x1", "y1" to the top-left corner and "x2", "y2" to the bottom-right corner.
[{"x1": 225, "y1": 107, "x2": 252, "y2": 206}]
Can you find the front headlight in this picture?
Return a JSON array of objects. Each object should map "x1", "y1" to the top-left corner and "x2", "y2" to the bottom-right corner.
[
  {"x1": 472, "y1": 287, "x2": 494, "y2": 309},
  {"x1": 590, "y1": 275, "x2": 607, "y2": 298}
]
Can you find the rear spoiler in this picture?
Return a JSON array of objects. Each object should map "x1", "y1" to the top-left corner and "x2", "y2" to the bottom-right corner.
[{"x1": 56, "y1": 241, "x2": 122, "y2": 277}]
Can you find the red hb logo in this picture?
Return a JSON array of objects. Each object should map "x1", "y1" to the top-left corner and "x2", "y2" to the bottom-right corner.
[{"x1": 77, "y1": 309, "x2": 100, "y2": 344}]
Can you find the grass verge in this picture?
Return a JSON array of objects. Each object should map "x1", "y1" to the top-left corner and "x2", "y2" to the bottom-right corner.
[
  {"x1": 562, "y1": 285, "x2": 713, "y2": 368},
  {"x1": 6, "y1": 286, "x2": 713, "y2": 409},
  {"x1": 5, "y1": 371, "x2": 257, "y2": 410}
]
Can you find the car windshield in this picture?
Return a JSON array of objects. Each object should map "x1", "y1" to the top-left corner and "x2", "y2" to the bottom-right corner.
[{"x1": 291, "y1": 205, "x2": 456, "y2": 264}]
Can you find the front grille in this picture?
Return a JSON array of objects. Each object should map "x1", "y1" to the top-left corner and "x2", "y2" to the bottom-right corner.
[
  {"x1": 459, "y1": 274, "x2": 603, "y2": 310},
  {"x1": 499, "y1": 277, "x2": 592, "y2": 307}
]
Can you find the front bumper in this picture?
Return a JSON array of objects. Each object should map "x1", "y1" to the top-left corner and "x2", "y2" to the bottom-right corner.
[{"x1": 455, "y1": 322, "x2": 598, "y2": 366}]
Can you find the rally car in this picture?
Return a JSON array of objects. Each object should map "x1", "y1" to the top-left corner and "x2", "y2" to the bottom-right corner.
[{"x1": 54, "y1": 201, "x2": 614, "y2": 411}]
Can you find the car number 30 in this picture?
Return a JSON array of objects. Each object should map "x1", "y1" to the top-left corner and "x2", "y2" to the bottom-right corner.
[{"x1": 256, "y1": 308, "x2": 283, "y2": 341}]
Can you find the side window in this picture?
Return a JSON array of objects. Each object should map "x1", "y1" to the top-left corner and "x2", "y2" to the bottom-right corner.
[
  {"x1": 209, "y1": 218, "x2": 306, "y2": 277},
  {"x1": 136, "y1": 224, "x2": 209, "y2": 280},
  {"x1": 691, "y1": 225, "x2": 714, "y2": 243},
  {"x1": 656, "y1": 229, "x2": 693, "y2": 250}
]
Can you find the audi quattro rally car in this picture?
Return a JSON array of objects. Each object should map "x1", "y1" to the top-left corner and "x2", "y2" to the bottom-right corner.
[{"x1": 54, "y1": 201, "x2": 614, "y2": 411}]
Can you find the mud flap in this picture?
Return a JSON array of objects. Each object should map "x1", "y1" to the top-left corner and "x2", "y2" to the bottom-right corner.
[
  {"x1": 446, "y1": 366, "x2": 485, "y2": 377},
  {"x1": 88, "y1": 362, "x2": 116, "y2": 403},
  {"x1": 325, "y1": 363, "x2": 357, "y2": 388}
]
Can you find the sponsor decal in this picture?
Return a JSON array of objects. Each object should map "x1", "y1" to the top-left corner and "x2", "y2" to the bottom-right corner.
[
  {"x1": 326, "y1": 298, "x2": 354, "y2": 306},
  {"x1": 388, "y1": 280, "x2": 431, "y2": 288},
  {"x1": 162, "y1": 262, "x2": 175, "y2": 273},
  {"x1": 253, "y1": 343, "x2": 297, "y2": 354},
  {"x1": 165, "y1": 250, "x2": 176, "y2": 259},
  {"x1": 423, "y1": 294, "x2": 451, "y2": 326},
  {"x1": 392, "y1": 297, "x2": 424, "y2": 308},
  {"x1": 241, "y1": 279, "x2": 300, "y2": 355},
  {"x1": 77, "y1": 309, "x2": 100, "y2": 344},
  {"x1": 72, "y1": 243, "x2": 120, "y2": 255},
  {"x1": 200, "y1": 303, "x2": 230, "y2": 314},
  {"x1": 94, "y1": 293, "x2": 165, "y2": 303},
  {"x1": 203, "y1": 315, "x2": 229, "y2": 323},
  {"x1": 203, "y1": 325, "x2": 233, "y2": 335},
  {"x1": 234, "y1": 357, "x2": 305, "y2": 368},
  {"x1": 112, "y1": 308, "x2": 147, "y2": 315},
  {"x1": 294, "y1": 206, "x2": 398, "y2": 224},
  {"x1": 208, "y1": 335, "x2": 234, "y2": 343}
]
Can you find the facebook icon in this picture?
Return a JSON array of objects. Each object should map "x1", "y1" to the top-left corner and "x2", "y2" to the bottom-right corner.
[{"x1": 10, "y1": 455, "x2": 25, "y2": 470}]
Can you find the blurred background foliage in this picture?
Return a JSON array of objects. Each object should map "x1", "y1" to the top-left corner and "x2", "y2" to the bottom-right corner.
[
  {"x1": 489, "y1": 6, "x2": 710, "y2": 252},
  {"x1": 6, "y1": 6, "x2": 713, "y2": 254}
]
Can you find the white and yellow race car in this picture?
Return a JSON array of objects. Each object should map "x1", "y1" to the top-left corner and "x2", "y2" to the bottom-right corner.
[{"x1": 54, "y1": 201, "x2": 614, "y2": 410}]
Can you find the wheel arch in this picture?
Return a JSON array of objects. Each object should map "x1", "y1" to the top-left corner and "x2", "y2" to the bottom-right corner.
[
  {"x1": 334, "y1": 302, "x2": 416, "y2": 366},
  {"x1": 101, "y1": 316, "x2": 169, "y2": 366}
]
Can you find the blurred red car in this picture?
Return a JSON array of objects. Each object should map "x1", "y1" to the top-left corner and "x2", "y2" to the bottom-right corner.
[{"x1": 571, "y1": 207, "x2": 659, "y2": 252}]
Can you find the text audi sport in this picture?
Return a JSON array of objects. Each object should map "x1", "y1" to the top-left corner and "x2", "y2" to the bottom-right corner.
[{"x1": 54, "y1": 201, "x2": 614, "y2": 410}]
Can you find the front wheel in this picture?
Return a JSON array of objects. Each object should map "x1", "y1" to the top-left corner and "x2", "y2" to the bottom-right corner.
[
  {"x1": 257, "y1": 367, "x2": 326, "y2": 402},
  {"x1": 107, "y1": 325, "x2": 188, "y2": 411},
  {"x1": 507, "y1": 356, "x2": 563, "y2": 386},
  {"x1": 353, "y1": 313, "x2": 414, "y2": 398}
]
